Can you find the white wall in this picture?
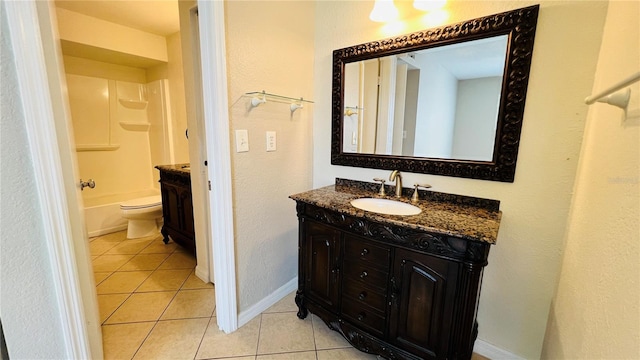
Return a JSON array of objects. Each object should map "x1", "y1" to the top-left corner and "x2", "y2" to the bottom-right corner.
[
  {"x1": 167, "y1": 32, "x2": 190, "y2": 164},
  {"x1": 343, "y1": 62, "x2": 360, "y2": 153},
  {"x1": 313, "y1": 1, "x2": 608, "y2": 358},
  {"x1": 414, "y1": 58, "x2": 457, "y2": 158},
  {"x1": 0, "y1": 3, "x2": 68, "y2": 357},
  {"x1": 541, "y1": 1, "x2": 639, "y2": 357},
  {"x1": 147, "y1": 79, "x2": 173, "y2": 187},
  {"x1": 452, "y1": 76, "x2": 501, "y2": 161},
  {"x1": 224, "y1": 1, "x2": 314, "y2": 312},
  {"x1": 56, "y1": 7, "x2": 167, "y2": 63},
  {"x1": 63, "y1": 55, "x2": 147, "y2": 83}
]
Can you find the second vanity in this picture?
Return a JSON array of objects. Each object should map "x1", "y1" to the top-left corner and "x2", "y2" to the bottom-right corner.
[
  {"x1": 156, "y1": 164, "x2": 195, "y2": 254},
  {"x1": 290, "y1": 178, "x2": 501, "y2": 360}
]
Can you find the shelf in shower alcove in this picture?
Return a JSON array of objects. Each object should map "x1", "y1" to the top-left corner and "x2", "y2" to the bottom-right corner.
[
  {"x1": 119, "y1": 121, "x2": 151, "y2": 131},
  {"x1": 118, "y1": 98, "x2": 148, "y2": 110},
  {"x1": 76, "y1": 144, "x2": 121, "y2": 152}
]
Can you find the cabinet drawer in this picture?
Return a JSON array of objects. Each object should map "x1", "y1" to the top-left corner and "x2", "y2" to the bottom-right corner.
[
  {"x1": 344, "y1": 235, "x2": 390, "y2": 268},
  {"x1": 341, "y1": 297, "x2": 386, "y2": 337},
  {"x1": 343, "y1": 278, "x2": 387, "y2": 312},
  {"x1": 343, "y1": 260, "x2": 388, "y2": 291}
]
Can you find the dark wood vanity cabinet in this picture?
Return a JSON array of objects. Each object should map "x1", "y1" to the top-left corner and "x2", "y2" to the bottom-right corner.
[
  {"x1": 156, "y1": 166, "x2": 195, "y2": 254},
  {"x1": 295, "y1": 203, "x2": 491, "y2": 360}
]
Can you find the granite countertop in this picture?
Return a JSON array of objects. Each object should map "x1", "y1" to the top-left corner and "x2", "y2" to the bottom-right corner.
[
  {"x1": 155, "y1": 163, "x2": 191, "y2": 176},
  {"x1": 290, "y1": 178, "x2": 502, "y2": 244}
]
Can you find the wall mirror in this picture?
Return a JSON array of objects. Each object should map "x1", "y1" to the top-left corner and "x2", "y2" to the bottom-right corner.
[{"x1": 331, "y1": 5, "x2": 539, "y2": 182}]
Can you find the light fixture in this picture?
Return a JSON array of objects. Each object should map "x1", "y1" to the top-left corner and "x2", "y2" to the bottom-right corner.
[
  {"x1": 413, "y1": 0, "x2": 446, "y2": 11},
  {"x1": 369, "y1": 0, "x2": 399, "y2": 22}
]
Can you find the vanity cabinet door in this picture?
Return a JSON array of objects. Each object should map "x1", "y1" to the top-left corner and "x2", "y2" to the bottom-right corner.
[
  {"x1": 161, "y1": 184, "x2": 181, "y2": 231},
  {"x1": 389, "y1": 249, "x2": 459, "y2": 359},
  {"x1": 303, "y1": 221, "x2": 342, "y2": 312},
  {"x1": 179, "y1": 189, "x2": 194, "y2": 236}
]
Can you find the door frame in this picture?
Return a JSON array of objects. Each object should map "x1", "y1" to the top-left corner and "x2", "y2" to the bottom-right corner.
[
  {"x1": 4, "y1": 1, "x2": 99, "y2": 357},
  {"x1": 5, "y1": 0, "x2": 238, "y2": 356},
  {"x1": 197, "y1": 0, "x2": 238, "y2": 333}
]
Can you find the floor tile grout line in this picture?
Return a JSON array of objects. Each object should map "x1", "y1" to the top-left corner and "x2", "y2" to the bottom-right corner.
[
  {"x1": 192, "y1": 314, "x2": 215, "y2": 360},
  {"x1": 253, "y1": 349, "x2": 320, "y2": 357},
  {"x1": 129, "y1": 317, "x2": 161, "y2": 360},
  {"x1": 117, "y1": 238, "x2": 176, "y2": 274},
  {"x1": 255, "y1": 313, "x2": 264, "y2": 357},
  {"x1": 94, "y1": 271, "x2": 115, "y2": 287},
  {"x1": 101, "y1": 292, "x2": 134, "y2": 325},
  {"x1": 310, "y1": 312, "x2": 319, "y2": 356},
  {"x1": 118, "y1": 269, "x2": 155, "y2": 295}
]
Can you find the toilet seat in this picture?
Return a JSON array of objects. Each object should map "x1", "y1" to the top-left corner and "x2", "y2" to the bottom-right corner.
[{"x1": 120, "y1": 195, "x2": 162, "y2": 210}]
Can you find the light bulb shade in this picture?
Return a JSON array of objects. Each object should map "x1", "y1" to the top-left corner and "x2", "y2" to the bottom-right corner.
[
  {"x1": 370, "y1": 0, "x2": 399, "y2": 22},
  {"x1": 413, "y1": 0, "x2": 447, "y2": 11}
]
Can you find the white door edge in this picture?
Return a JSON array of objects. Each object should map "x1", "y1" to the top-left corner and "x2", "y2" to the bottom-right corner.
[
  {"x1": 4, "y1": 1, "x2": 95, "y2": 358},
  {"x1": 185, "y1": 1, "x2": 214, "y2": 287},
  {"x1": 197, "y1": 0, "x2": 239, "y2": 333}
]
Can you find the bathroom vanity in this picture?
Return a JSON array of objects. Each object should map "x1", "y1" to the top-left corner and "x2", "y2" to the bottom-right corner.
[
  {"x1": 290, "y1": 179, "x2": 501, "y2": 360},
  {"x1": 156, "y1": 164, "x2": 195, "y2": 254}
]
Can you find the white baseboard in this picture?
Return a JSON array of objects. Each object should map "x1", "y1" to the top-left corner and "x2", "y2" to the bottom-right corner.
[
  {"x1": 195, "y1": 265, "x2": 210, "y2": 284},
  {"x1": 474, "y1": 339, "x2": 524, "y2": 360},
  {"x1": 87, "y1": 224, "x2": 127, "y2": 238},
  {"x1": 237, "y1": 277, "x2": 298, "y2": 327}
]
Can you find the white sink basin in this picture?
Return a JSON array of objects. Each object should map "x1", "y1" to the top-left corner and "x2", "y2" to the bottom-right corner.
[{"x1": 350, "y1": 198, "x2": 422, "y2": 216}]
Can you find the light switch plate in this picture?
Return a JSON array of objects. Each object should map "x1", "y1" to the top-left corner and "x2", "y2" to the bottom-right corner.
[
  {"x1": 235, "y1": 129, "x2": 249, "y2": 152},
  {"x1": 266, "y1": 131, "x2": 276, "y2": 151}
]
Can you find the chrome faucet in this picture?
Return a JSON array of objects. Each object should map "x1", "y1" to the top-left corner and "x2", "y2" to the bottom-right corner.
[{"x1": 389, "y1": 170, "x2": 403, "y2": 197}]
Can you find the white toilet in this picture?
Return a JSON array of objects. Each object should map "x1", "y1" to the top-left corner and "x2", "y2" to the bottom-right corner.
[{"x1": 120, "y1": 195, "x2": 163, "y2": 239}]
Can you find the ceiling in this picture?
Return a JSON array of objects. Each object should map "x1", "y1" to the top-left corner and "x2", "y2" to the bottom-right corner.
[{"x1": 55, "y1": 0, "x2": 180, "y2": 36}]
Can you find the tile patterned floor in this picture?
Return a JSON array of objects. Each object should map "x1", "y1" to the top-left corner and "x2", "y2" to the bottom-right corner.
[{"x1": 91, "y1": 230, "x2": 488, "y2": 360}]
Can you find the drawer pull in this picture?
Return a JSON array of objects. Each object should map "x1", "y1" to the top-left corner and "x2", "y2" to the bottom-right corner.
[
  {"x1": 360, "y1": 271, "x2": 368, "y2": 279},
  {"x1": 358, "y1": 291, "x2": 367, "y2": 300},
  {"x1": 361, "y1": 248, "x2": 369, "y2": 256},
  {"x1": 357, "y1": 312, "x2": 366, "y2": 321}
]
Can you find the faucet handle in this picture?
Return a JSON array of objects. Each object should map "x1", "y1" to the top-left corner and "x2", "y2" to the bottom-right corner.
[
  {"x1": 373, "y1": 178, "x2": 386, "y2": 196},
  {"x1": 411, "y1": 183, "x2": 432, "y2": 203}
]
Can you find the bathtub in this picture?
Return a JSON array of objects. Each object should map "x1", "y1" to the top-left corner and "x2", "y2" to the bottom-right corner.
[{"x1": 83, "y1": 189, "x2": 160, "y2": 238}]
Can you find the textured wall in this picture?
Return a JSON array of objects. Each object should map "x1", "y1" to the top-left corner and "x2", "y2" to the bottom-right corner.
[
  {"x1": 0, "y1": 3, "x2": 68, "y2": 358},
  {"x1": 224, "y1": 1, "x2": 315, "y2": 312},
  {"x1": 542, "y1": 1, "x2": 640, "y2": 357},
  {"x1": 312, "y1": 1, "x2": 607, "y2": 358}
]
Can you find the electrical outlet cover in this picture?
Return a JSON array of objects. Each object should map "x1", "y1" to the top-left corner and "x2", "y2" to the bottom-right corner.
[{"x1": 266, "y1": 131, "x2": 276, "y2": 151}]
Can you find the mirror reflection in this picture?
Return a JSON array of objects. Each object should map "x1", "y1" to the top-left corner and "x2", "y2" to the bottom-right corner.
[{"x1": 342, "y1": 35, "x2": 508, "y2": 162}]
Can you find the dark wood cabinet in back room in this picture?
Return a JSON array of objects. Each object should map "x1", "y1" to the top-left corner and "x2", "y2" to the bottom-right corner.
[{"x1": 156, "y1": 165, "x2": 196, "y2": 255}]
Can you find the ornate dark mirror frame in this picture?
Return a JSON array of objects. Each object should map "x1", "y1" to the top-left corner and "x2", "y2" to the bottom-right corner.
[{"x1": 331, "y1": 5, "x2": 539, "y2": 182}]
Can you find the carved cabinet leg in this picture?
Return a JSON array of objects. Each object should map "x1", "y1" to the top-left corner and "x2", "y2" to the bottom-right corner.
[
  {"x1": 295, "y1": 291, "x2": 308, "y2": 319},
  {"x1": 161, "y1": 226, "x2": 170, "y2": 244}
]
